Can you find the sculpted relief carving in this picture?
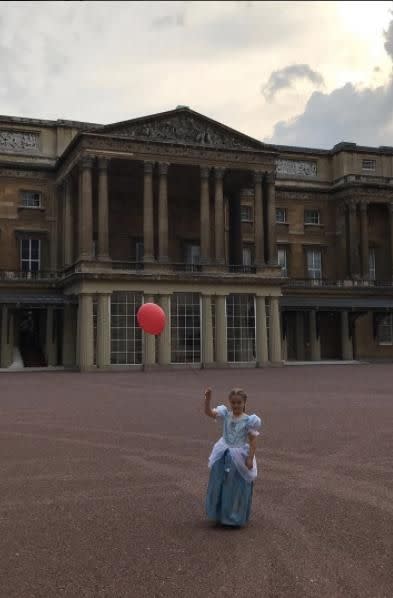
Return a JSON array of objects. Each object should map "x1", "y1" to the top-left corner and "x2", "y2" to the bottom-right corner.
[
  {"x1": 103, "y1": 114, "x2": 261, "y2": 151},
  {"x1": 276, "y1": 158, "x2": 317, "y2": 177},
  {"x1": 0, "y1": 130, "x2": 40, "y2": 152}
]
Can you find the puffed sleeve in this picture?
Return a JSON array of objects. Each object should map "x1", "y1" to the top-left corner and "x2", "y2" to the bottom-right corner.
[
  {"x1": 212, "y1": 405, "x2": 228, "y2": 419},
  {"x1": 246, "y1": 414, "x2": 262, "y2": 436}
]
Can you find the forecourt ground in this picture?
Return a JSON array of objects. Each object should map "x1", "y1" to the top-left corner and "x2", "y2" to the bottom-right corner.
[{"x1": 0, "y1": 365, "x2": 392, "y2": 598}]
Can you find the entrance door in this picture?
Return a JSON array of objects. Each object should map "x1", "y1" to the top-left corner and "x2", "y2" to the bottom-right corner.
[
  {"x1": 320, "y1": 312, "x2": 341, "y2": 359},
  {"x1": 18, "y1": 309, "x2": 46, "y2": 367}
]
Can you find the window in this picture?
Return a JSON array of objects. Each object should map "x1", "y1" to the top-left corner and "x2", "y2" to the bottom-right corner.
[
  {"x1": 185, "y1": 244, "x2": 200, "y2": 265},
  {"x1": 276, "y1": 208, "x2": 287, "y2": 223},
  {"x1": 362, "y1": 159, "x2": 376, "y2": 172},
  {"x1": 304, "y1": 209, "x2": 320, "y2": 225},
  {"x1": 171, "y1": 293, "x2": 201, "y2": 363},
  {"x1": 242, "y1": 246, "x2": 253, "y2": 267},
  {"x1": 135, "y1": 241, "x2": 144, "y2": 263},
  {"x1": 240, "y1": 205, "x2": 253, "y2": 222},
  {"x1": 306, "y1": 248, "x2": 322, "y2": 279},
  {"x1": 377, "y1": 314, "x2": 393, "y2": 345},
  {"x1": 20, "y1": 239, "x2": 40, "y2": 272},
  {"x1": 227, "y1": 294, "x2": 256, "y2": 363},
  {"x1": 111, "y1": 292, "x2": 143, "y2": 364},
  {"x1": 21, "y1": 191, "x2": 41, "y2": 208},
  {"x1": 369, "y1": 248, "x2": 376, "y2": 281},
  {"x1": 278, "y1": 247, "x2": 288, "y2": 276}
]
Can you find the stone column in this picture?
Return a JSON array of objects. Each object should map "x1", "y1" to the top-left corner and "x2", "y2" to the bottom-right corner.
[
  {"x1": 347, "y1": 200, "x2": 360, "y2": 278},
  {"x1": 63, "y1": 178, "x2": 73, "y2": 267},
  {"x1": 97, "y1": 157, "x2": 110, "y2": 261},
  {"x1": 77, "y1": 293, "x2": 94, "y2": 371},
  {"x1": 254, "y1": 171, "x2": 265, "y2": 266},
  {"x1": 78, "y1": 156, "x2": 94, "y2": 261},
  {"x1": 388, "y1": 202, "x2": 393, "y2": 278},
  {"x1": 158, "y1": 163, "x2": 169, "y2": 263},
  {"x1": 158, "y1": 294, "x2": 171, "y2": 365},
  {"x1": 336, "y1": 202, "x2": 347, "y2": 279},
  {"x1": 309, "y1": 310, "x2": 321, "y2": 361},
  {"x1": 144, "y1": 295, "x2": 156, "y2": 366},
  {"x1": 269, "y1": 296, "x2": 282, "y2": 364},
  {"x1": 360, "y1": 201, "x2": 369, "y2": 279},
  {"x1": 46, "y1": 306, "x2": 57, "y2": 366},
  {"x1": 341, "y1": 311, "x2": 353, "y2": 360},
  {"x1": 266, "y1": 171, "x2": 277, "y2": 264},
  {"x1": 200, "y1": 166, "x2": 211, "y2": 264},
  {"x1": 295, "y1": 312, "x2": 305, "y2": 361},
  {"x1": 214, "y1": 167, "x2": 225, "y2": 264},
  {"x1": 96, "y1": 293, "x2": 111, "y2": 369},
  {"x1": 0, "y1": 305, "x2": 9, "y2": 368},
  {"x1": 255, "y1": 295, "x2": 269, "y2": 366},
  {"x1": 201, "y1": 294, "x2": 214, "y2": 366},
  {"x1": 62, "y1": 303, "x2": 76, "y2": 368},
  {"x1": 215, "y1": 294, "x2": 227, "y2": 364},
  {"x1": 143, "y1": 161, "x2": 155, "y2": 263}
]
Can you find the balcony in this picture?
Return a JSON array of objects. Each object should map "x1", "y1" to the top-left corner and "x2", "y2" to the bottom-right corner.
[
  {"x1": 0, "y1": 270, "x2": 59, "y2": 282},
  {"x1": 285, "y1": 278, "x2": 393, "y2": 289}
]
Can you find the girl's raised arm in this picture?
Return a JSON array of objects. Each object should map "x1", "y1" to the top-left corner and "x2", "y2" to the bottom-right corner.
[{"x1": 204, "y1": 387, "x2": 216, "y2": 419}]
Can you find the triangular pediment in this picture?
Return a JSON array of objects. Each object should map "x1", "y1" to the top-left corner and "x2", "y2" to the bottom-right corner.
[{"x1": 92, "y1": 108, "x2": 265, "y2": 152}]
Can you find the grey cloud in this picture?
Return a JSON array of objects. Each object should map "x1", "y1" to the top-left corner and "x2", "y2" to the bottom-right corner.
[
  {"x1": 267, "y1": 17, "x2": 393, "y2": 148},
  {"x1": 262, "y1": 63, "x2": 324, "y2": 101}
]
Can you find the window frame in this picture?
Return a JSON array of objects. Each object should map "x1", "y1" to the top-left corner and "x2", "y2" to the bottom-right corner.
[
  {"x1": 240, "y1": 205, "x2": 253, "y2": 223},
  {"x1": 277, "y1": 246, "x2": 288, "y2": 277},
  {"x1": 276, "y1": 207, "x2": 287, "y2": 224},
  {"x1": 368, "y1": 248, "x2": 376, "y2": 281},
  {"x1": 306, "y1": 247, "x2": 322, "y2": 279},
  {"x1": 20, "y1": 238, "x2": 41, "y2": 272},
  {"x1": 20, "y1": 190, "x2": 42, "y2": 209},
  {"x1": 362, "y1": 159, "x2": 376, "y2": 172},
  {"x1": 377, "y1": 314, "x2": 393, "y2": 346},
  {"x1": 304, "y1": 209, "x2": 320, "y2": 225}
]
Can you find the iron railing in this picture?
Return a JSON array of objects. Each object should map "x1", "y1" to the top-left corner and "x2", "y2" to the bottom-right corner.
[
  {"x1": 285, "y1": 278, "x2": 393, "y2": 288},
  {"x1": 0, "y1": 270, "x2": 59, "y2": 281}
]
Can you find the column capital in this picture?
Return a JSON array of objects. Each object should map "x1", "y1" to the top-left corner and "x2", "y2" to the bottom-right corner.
[
  {"x1": 97, "y1": 156, "x2": 109, "y2": 172},
  {"x1": 80, "y1": 155, "x2": 94, "y2": 171},
  {"x1": 214, "y1": 166, "x2": 225, "y2": 180},
  {"x1": 359, "y1": 200, "x2": 369, "y2": 212},
  {"x1": 254, "y1": 171, "x2": 263, "y2": 184},
  {"x1": 200, "y1": 166, "x2": 211, "y2": 179},
  {"x1": 144, "y1": 161, "x2": 154, "y2": 175},
  {"x1": 265, "y1": 170, "x2": 276, "y2": 184},
  {"x1": 158, "y1": 162, "x2": 170, "y2": 176}
]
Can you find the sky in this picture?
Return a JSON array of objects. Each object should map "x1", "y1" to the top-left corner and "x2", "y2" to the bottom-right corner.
[{"x1": 1, "y1": 0, "x2": 393, "y2": 149}]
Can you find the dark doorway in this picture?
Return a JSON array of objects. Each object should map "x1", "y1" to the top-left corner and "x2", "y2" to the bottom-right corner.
[
  {"x1": 18, "y1": 309, "x2": 47, "y2": 367},
  {"x1": 320, "y1": 311, "x2": 341, "y2": 359}
]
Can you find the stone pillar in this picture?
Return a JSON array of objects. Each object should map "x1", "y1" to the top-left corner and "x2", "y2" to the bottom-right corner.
[
  {"x1": 215, "y1": 294, "x2": 227, "y2": 364},
  {"x1": 254, "y1": 171, "x2": 265, "y2": 266},
  {"x1": 63, "y1": 178, "x2": 73, "y2": 267},
  {"x1": 347, "y1": 200, "x2": 360, "y2": 278},
  {"x1": 336, "y1": 202, "x2": 347, "y2": 279},
  {"x1": 388, "y1": 202, "x2": 393, "y2": 278},
  {"x1": 78, "y1": 156, "x2": 94, "y2": 261},
  {"x1": 295, "y1": 312, "x2": 305, "y2": 361},
  {"x1": 96, "y1": 293, "x2": 111, "y2": 369},
  {"x1": 46, "y1": 306, "x2": 57, "y2": 366},
  {"x1": 144, "y1": 295, "x2": 156, "y2": 366},
  {"x1": 269, "y1": 296, "x2": 282, "y2": 364},
  {"x1": 266, "y1": 172, "x2": 277, "y2": 264},
  {"x1": 62, "y1": 304, "x2": 76, "y2": 368},
  {"x1": 255, "y1": 295, "x2": 269, "y2": 366},
  {"x1": 201, "y1": 294, "x2": 214, "y2": 366},
  {"x1": 200, "y1": 166, "x2": 211, "y2": 264},
  {"x1": 143, "y1": 161, "x2": 155, "y2": 263},
  {"x1": 158, "y1": 294, "x2": 171, "y2": 365},
  {"x1": 97, "y1": 157, "x2": 110, "y2": 261},
  {"x1": 309, "y1": 310, "x2": 321, "y2": 361},
  {"x1": 214, "y1": 167, "x2": 225, "y2": 264},
  {"x1": 341, "y1": 311, "x2": 353, "y2": 360},
  {"x1": 360, "y1": 201, "x2": 369, "y2": 279},
  {"x1": 158, "y1": 163, "x2": 169, "y2": 263},
  {"x1": 0, "y1": 305, "x2": 9, "y2": 368},
  {"x1": 77, "y1": 293, "x2": 94, "y2": 371}
]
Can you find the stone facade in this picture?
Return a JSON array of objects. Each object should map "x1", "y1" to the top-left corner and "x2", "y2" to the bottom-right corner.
[{"x1": 0, "y1": 107, "x2": 393, "y2": 370}]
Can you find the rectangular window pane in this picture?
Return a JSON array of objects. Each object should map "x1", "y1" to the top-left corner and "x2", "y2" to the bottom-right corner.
[
  {"x1": 110, "y1": 292, "x2": 143, "y2": 364},
  {"x1": 241, "y1": 205, "x2": 253, "y2": 222},
  {"x1": 276, "y1": 208, "x2": 287, "y2": 223},
  {"x1": 21, "y1": 191, "x2": 41, "y2": 208},
  {"x1": 362, "y1": 159, "x2": 376, "y2": 171},
  {"x1": 227, "y1": 294, "x2": 255, "y2": 363},
  {"x1": 307, "y1": 249, "x2": 322, "y2": 279},
  {"x1": 171, "y1": 293, "x2": 200, "y2": 363},
  {"x1": 369, "y1": 249, "x2": 376, "y2": 281},
  {"x1": 304, "y1": 209, "x2": 320, "y2": 224},
  {"x1": 278, "y1": 247, "x2": 287, "y2": 276},
  {"x1": 377, "y1": 314, "x2": 393, "y2": 345}
]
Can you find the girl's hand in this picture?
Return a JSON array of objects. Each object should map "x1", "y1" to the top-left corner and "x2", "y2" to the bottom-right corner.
[
  {"x1": 245, "y1": 456, "x2": 253, "y2": 470},
  {"x1": 204, "y1": 387, "x2": 212, "y2": 401}
]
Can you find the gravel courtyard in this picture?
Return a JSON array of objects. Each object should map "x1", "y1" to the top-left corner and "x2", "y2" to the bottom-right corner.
[{"x1": 0, "y1": 365, "x2": 392, "y2": 598}]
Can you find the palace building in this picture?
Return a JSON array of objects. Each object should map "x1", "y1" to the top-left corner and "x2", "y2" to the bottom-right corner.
[{"x1": 0, "y1": 106, "x2": 393, "y2": 370}]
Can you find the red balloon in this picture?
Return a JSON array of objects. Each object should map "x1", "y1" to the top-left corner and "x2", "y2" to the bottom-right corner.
[{"x1": 136, "y1": 303, "x2": 166, "y2": 336}]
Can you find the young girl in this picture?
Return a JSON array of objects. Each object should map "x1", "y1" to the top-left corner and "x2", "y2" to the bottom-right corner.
[{"x1": 204, "y1": 387, "x2": 262, "y2": 527}]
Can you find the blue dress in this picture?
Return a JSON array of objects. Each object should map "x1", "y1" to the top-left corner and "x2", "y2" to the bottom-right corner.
[{"x1": 205, "y1": 406, "x2": 262, "y2": 527}]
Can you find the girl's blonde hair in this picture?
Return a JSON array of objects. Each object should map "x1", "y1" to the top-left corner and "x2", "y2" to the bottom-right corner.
[{"x1": 228, "y1": 388, "x2": 248, "y2": 412}]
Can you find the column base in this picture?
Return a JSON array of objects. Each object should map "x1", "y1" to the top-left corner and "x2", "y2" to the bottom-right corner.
[{"x1": 97, "y1": 254, "x2": 112, "y2": 262}]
